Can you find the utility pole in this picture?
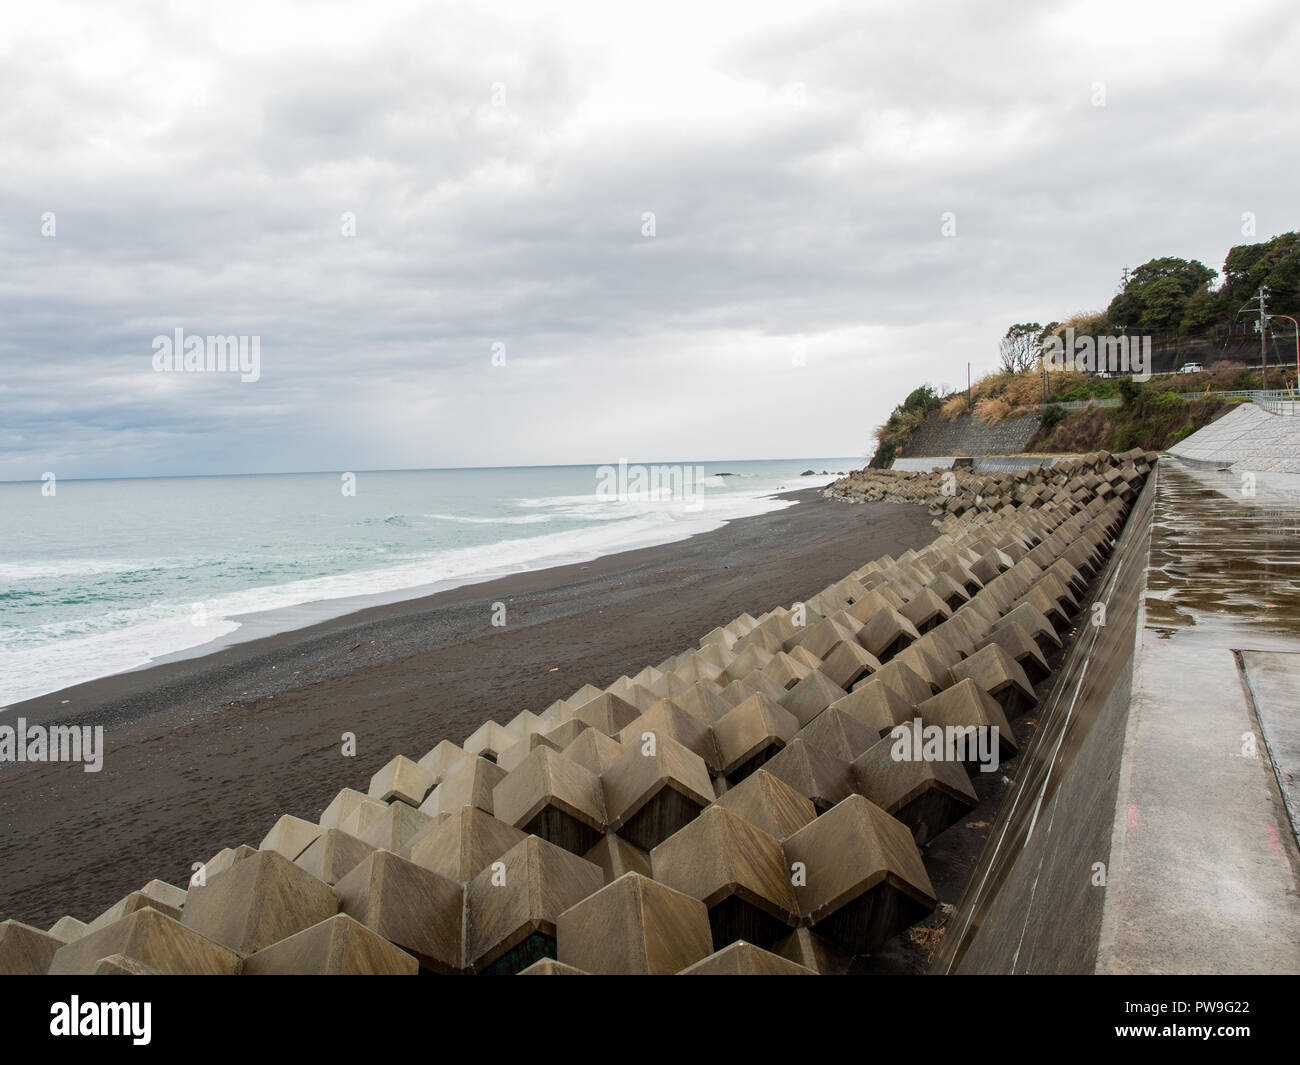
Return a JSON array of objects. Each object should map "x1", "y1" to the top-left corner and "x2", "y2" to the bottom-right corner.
[
  {"x1": 1238, "y1": 287, "x2": 1271, "y2": 389},
  {"x1": 1258, "y1": 286, "x2": 1268, "y2": 390},
  {"x1": 967, "y1": 363, "x2": 971, "y2": 410}
]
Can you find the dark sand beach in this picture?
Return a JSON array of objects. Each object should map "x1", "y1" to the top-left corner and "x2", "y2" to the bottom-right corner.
[{"x1": 0, "y1": 489, "x2": 937, "y2": 928}]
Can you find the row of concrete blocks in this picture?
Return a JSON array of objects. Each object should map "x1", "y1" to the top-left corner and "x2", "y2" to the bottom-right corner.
[
  {"x1": 828, "y1": 450, "x2": 1155, "y2": 518},
  {"x1": 2, "y1": 458, "x2": 1146, "y2": 974},
  {"x1": 1, "y1": 781, "x2": 946, "y2": 976}
]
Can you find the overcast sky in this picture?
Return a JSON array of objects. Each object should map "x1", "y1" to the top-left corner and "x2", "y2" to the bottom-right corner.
[{"x1": 2, "y1": 0, "x2": 1297, "y2": 480}]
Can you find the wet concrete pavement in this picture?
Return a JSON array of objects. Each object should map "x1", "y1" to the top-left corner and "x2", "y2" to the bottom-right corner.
[{"x1": 1098, "y1": 459, "x2": 1300, "y2": 974}]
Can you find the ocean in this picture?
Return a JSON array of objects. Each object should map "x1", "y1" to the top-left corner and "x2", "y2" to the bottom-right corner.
[{"x1": 0, "y1": 457, "x2": 860, "y2": 707}]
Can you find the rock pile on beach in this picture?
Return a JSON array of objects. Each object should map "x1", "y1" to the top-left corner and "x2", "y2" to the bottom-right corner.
[
  {"x1": 0, "y1": 450, "x2": 1155, "y2": 975},
  {"x1": 827, "y1": 450, "x2": 1155, "y2": 523}
]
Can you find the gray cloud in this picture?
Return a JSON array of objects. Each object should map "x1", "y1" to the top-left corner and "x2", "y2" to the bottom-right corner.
[{"x1": 1, "y1": 0, "x2": 1298, "y2": 478}]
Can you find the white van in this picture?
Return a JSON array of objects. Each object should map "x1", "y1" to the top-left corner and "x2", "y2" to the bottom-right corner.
[{"x1": 1177, "y1": 362, "x2": 1204, "y2": 375}]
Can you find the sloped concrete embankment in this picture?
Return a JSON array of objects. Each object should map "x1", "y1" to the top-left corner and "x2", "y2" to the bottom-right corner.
[
  {"x1": 1168, "y1": 401, "x2": 1300, "y2": 474},
  {"x1": 934, "y1": 469, "x2": 1157, "y2": 973}
]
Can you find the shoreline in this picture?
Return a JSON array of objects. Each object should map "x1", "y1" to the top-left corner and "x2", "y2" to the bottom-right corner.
[
  {"x1": 0, "y1": 489, "x2": 936, "y2": 927},
  {"x1": 2, "y1": 471, "x2": 854, "y2": 710}
]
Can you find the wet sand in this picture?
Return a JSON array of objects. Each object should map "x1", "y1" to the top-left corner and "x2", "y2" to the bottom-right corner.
[{"x1": 0, "y1": 489, "x2": 935, "y2": 928}]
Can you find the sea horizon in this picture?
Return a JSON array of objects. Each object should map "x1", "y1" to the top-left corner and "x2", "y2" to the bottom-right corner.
[{"x1": 0, "y1": 454, "x2": 866, "y2": 485}]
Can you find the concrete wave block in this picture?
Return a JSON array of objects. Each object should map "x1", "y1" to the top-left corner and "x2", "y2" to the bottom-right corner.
[
  {"x1": 0, "y1": 920, "x2": 65, "y2": 974},
  {"x1": 669, "y1": 681, "x2": 733, "y2": 725},
  {"x1": 713, "y1": 693, "x2": 800, "y2": 782},
  {"x1": 182, "y1": 849, "x2": 339, "y2": 955},
  {"x1": 969, "y1": 548, "x2": 1013, "y2": 585},
  {"x1": 603, "y1": 734, "x2": 714, "y2": 851},
  {"x1": 788, "y1": 645, "x2": 825, "y2": 672},
  {"x1": 900, "y1": 588, "x2": 952, "y2": 634},
  {"x1": 721, "y1": 671, "x2": 791, "y2": 709},
  {"x1": 948, "y1": 642, "x2": 1037, "y2": 718},
  {"x1": 634, "y1": 664, "x2": 669, "y2": 695},
  {"x1": 678, "y1": 940, "x2": 817, "y2": 975},
  {"x1": 338, "y1": 796, "x2": 393, "y2": 840},
  {"x1": 420, "y1": 755, "x2": 508, "y2": 818},
  {"x1": 465, "y1": 835, "x2": 605, "y2": 974},
  {"x1": 712, "y1": 768, "x2": 816, "y2": 841},
  {"x1": 368, "y1": 754, "x2": 436, "y2": 807},
  {"x1": 51, "y1": 908, "x2": 240, "y2": 975},
  {"x1": 778, "y1": 669, "x2": 848, "y2": 728},
  {"x1": 930, "y1": 613, "x2": 983, "y2": 658},
  {"x1": 294, "y1": 828, "x2": 376, "y2": 886},
  {"x1": 497, "y1": 731, "x2": 564, "y2": 773},
  {"x1": 141, "y1": 879, "x2": 187, "y2": 912},
  {"x1": 319, "y1": 787, "x2": 372, "y2": 830},
  {"x1": 619, "y1": 682, "x2": 661, "y2": 712},
  {"x1": 720, "y1": 644, "x2": 776, "y2": 686},
  {"x1": 761, "y1": 650, "x2": 811, "y2": 690},
  {"x1": 567, "y1": 682, "x2": 607, "y2": 707},
  {"x1": 335, "y1": 850, "x2": 463, "y2": 973},
  {"x1": 933, "y1": 558, "x2": 983, "y2": 597},
  {"x1": 48, "y1": 916, "x2": 88, "y2": 943},
  {"x1": 828, "y1": 683, "x2": 913, "y2": 739},
  {"x1": 735, "y1": 624, "x2": 786, "y2": 657},
  {"x1": 699, "y1": 626, "x2": 737, "y2": 651},
  {"x1": 417, "y1": 739, "x2": 471, "y2": 779},
  {"x1": 788, "y1": 615, "x2": 858, "y2": 660},
  {"x1": 259, "y1": 814, "x2": 322, "y2": 862},
  {"x1": 889, "y1": 644, "x2": 948, "y2": 694},
  {"x1": 650, "y1": 805, "x2": 798, "y2": 949},
  {"x1": 573, "y1": 692, "x2": 642, "y2": 736},
  {"x1": 242, "y1": 913, "x2": 418, "y2": 975},
  {"x1": 198, "y1": 844, "x2": 257, "y2": 884},
  {"x1": 464, "y1": 720, "x2": 514, "y2": 763},
  {"x1": 403, "y1": 804, "x2": 527, "y2": 882},
  {"x1": 85, "y1": 890, "x2": 182, "y2": 935},
  {"x1": 355, "y1": 800, "x2": 432, "y2": 853},
  {"x1": 916, "y1": 677, "x2": 1018, "y2": 767},
  {"x1": 555, "y1": 872, "x2": 713, "y2": 975},
  {"x1": 783, "y1": 795, "x2": 936, "y2": 955},
  {"x1": 541, "y1": 717, "x2": 591, "y2": 749},
  {"x1": 1012, "y1": 585, "x2": 1071, "y2": 634},
  {"x1": 504, "y1": 709, "x2": 545, "y2": 740},
  {"x1": 796, "y1": 706, "x2": 878, "y2": 762},
  {"x1": 493, "y1": 745, "x2": 608, "y2": 855},
  {"x1": 560, "y1": 727, "x2": 626, "y2": 777},
  {"x1": 817, "y1": 640, "x2": 882, "y2": 690},
  {"x1": 759, "y1": 737, "x2": 855, "y2": 812},
  {"x1": 859, "y1": 606, "x2": 921, "y2": 662},
  {"x1": 619, "y1": 699, "x2": 721, "y2": 773},
  {"x1": 847, "y1": 587, "x2": 904, "y2": 625},
  {"x1": 583, "y1": 833, "x2": 653, "y2": 884},
  {"x1": 851, "y1": 735, "x2": 978, "y2": 846},
  {"x1": 926, "y1": 572, "x2": 972, "y2": 612}
]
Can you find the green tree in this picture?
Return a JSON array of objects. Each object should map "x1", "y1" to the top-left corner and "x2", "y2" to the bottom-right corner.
[
  {"x1": 1223, "y1": 232, "x2": 1300, "y2": 316},
  {"x1": 1107, "y1": 257, "x2": 1216, "y2": 331},
  {"x1": 1179, "y1": 286, "x2": 1222, "y2": 334}
]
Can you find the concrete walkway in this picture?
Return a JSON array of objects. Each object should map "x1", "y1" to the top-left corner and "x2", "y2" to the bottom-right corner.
[{"x1": 1098, "y1": 459, "x2": 1300, "y2": 974}]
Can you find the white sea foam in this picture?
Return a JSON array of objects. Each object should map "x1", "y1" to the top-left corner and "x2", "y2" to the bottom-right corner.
[{"x1": 424, "y1": 513, "x2": 551, "y2": 525}]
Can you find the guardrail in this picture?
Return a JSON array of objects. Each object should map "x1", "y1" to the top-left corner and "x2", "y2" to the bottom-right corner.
[{"x1": 1030, "y1": 388, "x2": 1296, "y2": 411}]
